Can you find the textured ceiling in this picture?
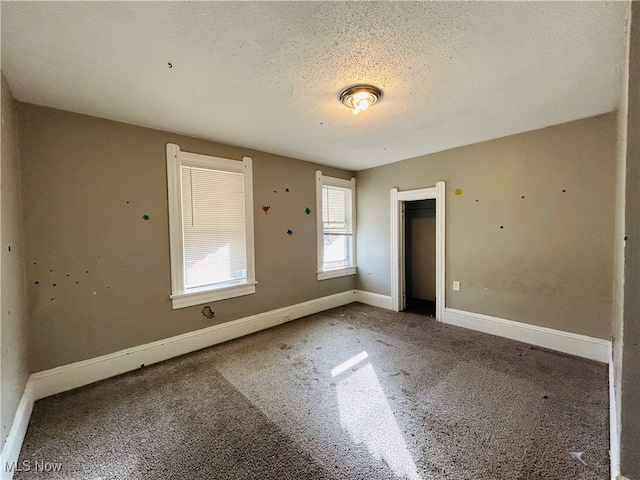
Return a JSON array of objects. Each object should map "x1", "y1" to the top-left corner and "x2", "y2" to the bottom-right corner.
[{"x1": 1, "y1": 2, "x2": 629, "y2": 171}]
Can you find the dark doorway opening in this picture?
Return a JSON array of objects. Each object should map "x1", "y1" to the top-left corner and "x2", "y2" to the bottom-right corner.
[{"x1": 404, "y1": 199, "x2": 436, "y2": 317}]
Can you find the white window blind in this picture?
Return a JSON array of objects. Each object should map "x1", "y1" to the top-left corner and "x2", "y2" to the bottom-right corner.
[
  {"x1": 323, "y1": 186, "x2": 348, "y2": 228},
  {"x1": 181, "y1": 165, "x2": 247, "y2": 290},
  {"x1": 167, "y1": 144, "x2": 255, "y2": 309}
]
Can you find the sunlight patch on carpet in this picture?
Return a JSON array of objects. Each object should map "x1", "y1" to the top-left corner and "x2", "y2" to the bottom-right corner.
[{"x1": 334, "y1": 353, "x2": 422, "y2": 480}]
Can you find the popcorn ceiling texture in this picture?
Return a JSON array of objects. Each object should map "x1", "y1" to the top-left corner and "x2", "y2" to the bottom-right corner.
[{"x1": 0, "y1": 1, "x2": 628, "y2": 170}]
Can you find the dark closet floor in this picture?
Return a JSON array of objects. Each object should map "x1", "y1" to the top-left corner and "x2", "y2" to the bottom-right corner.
[{"x1": 405, "y1": 296, "x2": 436, "y2": 317}]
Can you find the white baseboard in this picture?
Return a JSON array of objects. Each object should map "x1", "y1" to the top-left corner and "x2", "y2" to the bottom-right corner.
[
  {"x1": 443, "y1": 308, "x2": 611, "y2": 363},
  {"x1": 0, "y1": 382, "x2": 35, "y2": 480},
  {"x1": 610, "y1": 357, "x2": 621, "y2": 480},
  {"x1": 2, "y1": 293, "x2": 613, "y2": 480},
  {"x1": 2, "y1": 290, "x2": 362, "y2": 477},
  {"x1": 354, "y1": 290, "x2": 393, "y2": 310},
  {"x1": 28, "y1": 289, "x2": 389, "y2": 401},
  {"x1": 30, "y1": 290, "x2": 358, "y2": 400}
]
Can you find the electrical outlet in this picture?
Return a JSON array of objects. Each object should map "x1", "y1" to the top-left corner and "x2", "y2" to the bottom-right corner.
[{"x1": 453, "y1": 281, "x2": 461, "y2": 291}]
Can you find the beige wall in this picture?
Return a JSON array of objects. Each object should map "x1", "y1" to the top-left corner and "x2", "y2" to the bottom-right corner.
[
  {"x1": 18, "y1": 103, "x2": 355, "y2": 372},
  {"x1": 356, "y1": 114, "x2": 617, "y2": 339},
  {"x1": 620, "y1": 2, "x2": 640, "y2": 477},
  {"x1": 1, "y1": 74, "x2": 30, "y2": 449}
]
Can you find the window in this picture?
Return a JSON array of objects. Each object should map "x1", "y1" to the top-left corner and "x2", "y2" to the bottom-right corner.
[
  {"x1": 316, "y1": 171, "x2": 357, "y2": 280},
  {"x1": 166, "y1": 144, "x2": 255, "y2": 309}
]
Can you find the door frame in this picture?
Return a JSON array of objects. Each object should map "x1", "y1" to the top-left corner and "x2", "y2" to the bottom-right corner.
[{"x1": 390, "y1": 182, "x2": 445, "y2": 320}]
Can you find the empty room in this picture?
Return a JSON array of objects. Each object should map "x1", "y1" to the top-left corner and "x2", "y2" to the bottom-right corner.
[{"x1": 1, "y1": 2, "x2": 638, "y2": 479}]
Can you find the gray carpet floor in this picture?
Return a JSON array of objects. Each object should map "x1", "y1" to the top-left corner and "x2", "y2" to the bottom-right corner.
[{"x1": 16, "y1": 303, "x2": 609, "y2": 479}]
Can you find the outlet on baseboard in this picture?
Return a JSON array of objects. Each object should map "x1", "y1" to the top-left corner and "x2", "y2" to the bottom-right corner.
[{"x1": 453, "y1": 281, "x2": 461, "y2": 291}]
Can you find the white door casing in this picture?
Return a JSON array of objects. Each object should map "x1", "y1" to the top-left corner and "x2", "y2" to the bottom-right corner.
[{"x1": 390, "y1": 182, "x2": 445, "y2": 320}]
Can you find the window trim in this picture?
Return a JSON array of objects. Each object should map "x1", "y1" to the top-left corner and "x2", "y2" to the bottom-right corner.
[
  {"x1": 315, "y1": 170, "x2": 357, "y2": 281},
  {"x1": 166, "y1": 143, "x2": 256, "y2": 309}
]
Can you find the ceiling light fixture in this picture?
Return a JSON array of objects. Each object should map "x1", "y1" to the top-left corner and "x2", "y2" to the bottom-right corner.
[{"x1": 340, "y1": 85, "x2": 382, "y2": 115}]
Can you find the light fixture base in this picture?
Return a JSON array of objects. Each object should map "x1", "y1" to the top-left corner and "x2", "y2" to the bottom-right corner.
[{"x1": 340, "y1": 85, "x2": 382, "y2": 114}]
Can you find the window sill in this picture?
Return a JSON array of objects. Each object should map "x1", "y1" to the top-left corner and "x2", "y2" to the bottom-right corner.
[
  {"x1": 317, "y1": 267, "x2": 357, "y2": 281},
  {"x1": 170, "y1": 281, "x2": 257, "y2": 309}
]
